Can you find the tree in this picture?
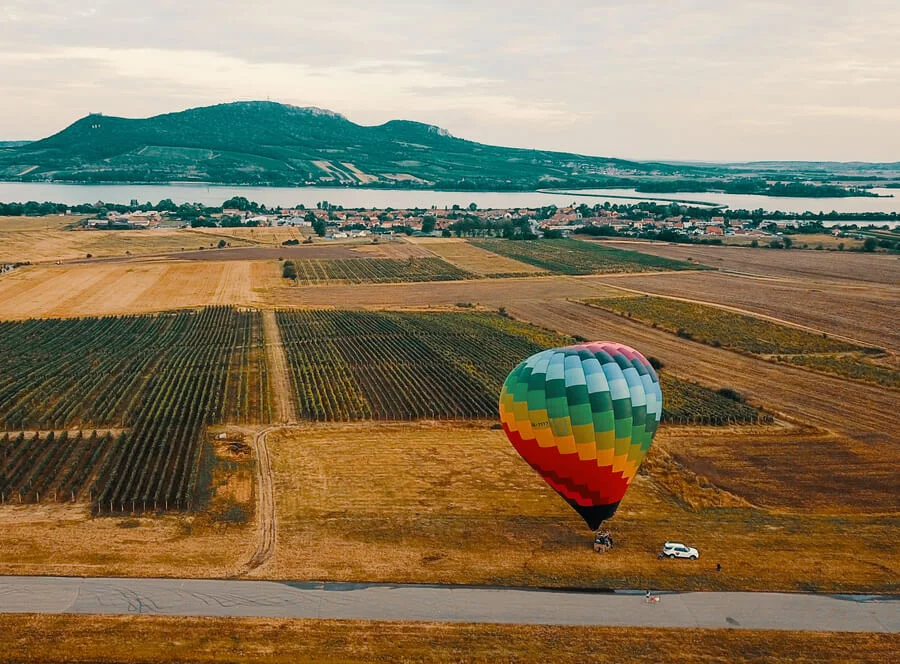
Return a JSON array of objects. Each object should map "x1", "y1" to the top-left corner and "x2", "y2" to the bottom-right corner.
[
  {"x1": 421, "y1": 215, "x2": 436, "y2": 234},
  {"x1": 468, "y1": 202, "x2": 478, "y2": 211},
  {"x1": 282, "y1": 261, "x2": 297, "y2": 279},
  {"x1": 863, "y1": 237, "x2": 877, "y2": 252},
  {"x1": 312, "y1": 219, "x2": 327, "y2": 237}
]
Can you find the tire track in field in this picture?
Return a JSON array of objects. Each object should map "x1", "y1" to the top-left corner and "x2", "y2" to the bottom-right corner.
[
  {"x1": 238, "y1": 311, "x2": 299, "y2": 575},
  {"x1": 237, "y1": 425, "x2": 278, "y2": 576}
]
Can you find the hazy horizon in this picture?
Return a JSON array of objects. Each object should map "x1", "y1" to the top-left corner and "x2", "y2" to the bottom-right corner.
[{"x1": 2, "y1": 1, "x2": 898, "y2": 162}]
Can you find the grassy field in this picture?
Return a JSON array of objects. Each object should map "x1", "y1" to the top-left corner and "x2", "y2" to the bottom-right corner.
[
  {"x1": 284, "y1": 257, "x2": 475, "y2": 284},
  {"x1": 586, "y1": 296, "x2": 898, "y2": 387},
  {"x1": 779, "y1": 353, "x2": 900, "y2": 388},
  {"x1": 472, "y1": 238, "x2": 699, "y2": 275},
  {"x1": 262, "y1": 421, "x2": 898, "y2": 592},
  {"x1": 407, "y1": 237, "x2": 547, "y2": 276},
  {"x1": 723, "y1": 232, "x2": 863, "y2": 250},
  {"x1": 586, "y1": 296, "x2": 866, "y2": 355},
  {"x1": 4, "y1": 615, "x2": 896, "y2": 664}
]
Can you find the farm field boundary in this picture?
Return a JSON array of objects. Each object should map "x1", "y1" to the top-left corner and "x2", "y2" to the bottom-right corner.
[
  {"x1": 0, "y1": 307, "x2": 270, "y2": 513},
  {"x1": 282, "y1": 257, "x2": 475, "y2": 284},
  {"x1": 275, "y1": 309, "x2": 766, "y2": 424},
  {"x1": 472, "y1": 238, "x2": 701, "y2": 275},
  {"x1": 586, "y1": 295, "x2": 898, "y2": 388}
]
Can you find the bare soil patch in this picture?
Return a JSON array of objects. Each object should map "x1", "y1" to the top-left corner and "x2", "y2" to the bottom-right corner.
[
  {"x1": 594, "y1": 240, "x2": 900, "y2": 285},
  {"x1": 260, "y1": 275, "x2": 620, "y2": 309},
  {"x1": 178, "y1": 245, "x2": 361, "y2": 261}
]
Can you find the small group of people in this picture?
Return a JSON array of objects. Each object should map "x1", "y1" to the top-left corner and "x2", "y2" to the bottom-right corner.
[{"x1": 593, "y1": 530, "x2": 614, "y2": 552}]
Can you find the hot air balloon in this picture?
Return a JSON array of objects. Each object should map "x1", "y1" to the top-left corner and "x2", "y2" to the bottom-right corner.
[{"x1": 499, "y1": 342, "x2": 662, "y2": 532}]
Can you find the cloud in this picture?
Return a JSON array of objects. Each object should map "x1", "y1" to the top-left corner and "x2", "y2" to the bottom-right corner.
[{"x1": 0, "y1": 1, "x2": 898, "y2": 160}]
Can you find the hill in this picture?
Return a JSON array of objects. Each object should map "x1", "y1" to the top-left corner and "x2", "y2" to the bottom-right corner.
[{"x1": 0, "y1": 101, "x2": 674, "y2": 189}]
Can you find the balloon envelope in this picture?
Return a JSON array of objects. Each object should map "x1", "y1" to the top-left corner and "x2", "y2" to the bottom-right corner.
[{"x1": 499, "y1": 342, "x2": 662, "y2": 530}]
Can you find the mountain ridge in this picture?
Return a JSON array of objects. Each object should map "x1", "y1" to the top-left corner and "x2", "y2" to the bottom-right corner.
[{"x1": 0, "y1": 101, "x2": 673, "y2": 189}]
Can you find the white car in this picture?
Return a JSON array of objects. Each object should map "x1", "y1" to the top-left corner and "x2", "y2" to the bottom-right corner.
[{"x1": 660, "y1": 541, "x2": 699, "y2": 560}]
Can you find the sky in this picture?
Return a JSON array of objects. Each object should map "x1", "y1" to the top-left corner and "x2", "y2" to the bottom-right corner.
[{"x1": 1, "y1": 0, "x2": 898, "y2": 162}]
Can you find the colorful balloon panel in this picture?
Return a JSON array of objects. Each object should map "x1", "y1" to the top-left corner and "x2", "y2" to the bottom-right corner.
[{"x1": 499, "y1": 342, "x2": 662, "y2": 530}]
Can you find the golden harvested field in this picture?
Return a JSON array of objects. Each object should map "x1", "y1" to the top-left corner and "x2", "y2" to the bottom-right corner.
[
  {"x1": 260, "y1": 421, "x2": 897, "y2": 592},
  {"x1": 591, "y1": 271, "x2": 900, "y2": 352},
  {"x1": 593, "y1": 240, "x2": 900, "y2": 285},
  {"x1": 4, "y1": 615, "x2": 895, "y2": 664},
  {"x1": 0, "y1": 260, "x2": 280, "y2": 319},
  {"x1": 192, "y1": 225, "x2": 312, "y2": 245},
  {"x1": 0, "y1": 214, "x2": 79, "y2": 232},
  {"x1": 0, "y1": 226, "x2": 256, "y2": 264},
  {"x1": 407, "y1": 237, "x2": 546, "y2": 275},
  {"x1": 349, "y1": 239, "x2": 435, "y2": 259}
]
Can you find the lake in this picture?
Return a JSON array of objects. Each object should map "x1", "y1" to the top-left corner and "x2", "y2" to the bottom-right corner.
[{"x1": 0, "y1": 182, "x2": 897, "y2": 216}]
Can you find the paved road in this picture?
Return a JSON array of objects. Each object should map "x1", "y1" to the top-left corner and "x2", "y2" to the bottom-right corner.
[{"x1": 0, "y1": 577, "x2": 897, "y2": 632}]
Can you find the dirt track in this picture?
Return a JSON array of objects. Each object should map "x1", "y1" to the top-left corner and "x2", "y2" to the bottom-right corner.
[
  {"x1": 261, "y1": 310, "x2": 298, "y2": 425},
  {"x1": 238, "y1": 426, "x2": 278, "y2": 576}
]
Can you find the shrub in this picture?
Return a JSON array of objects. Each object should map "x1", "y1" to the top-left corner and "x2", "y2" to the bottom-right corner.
[
  {"x1": 717, "y1": 387, "x2": 745, "y2": 403},
  {"x1": 282, "y1": 260, "x2": 297, "y2": 280}
]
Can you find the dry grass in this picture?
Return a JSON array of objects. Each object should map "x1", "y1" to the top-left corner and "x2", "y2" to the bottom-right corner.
[
  {"x1": 0, "y1": 261, "x2": 268, "y2": 319},
  {"x1": 407, "y1": 237, "x2": 546, "y2": 275},
  {"x1": 260, "y1": 421, "x2": 898, "y2": 592},
  {"x1": 0, "y1": 503, "x2": 251, "y2": 577},
  {"x1": 0, "y1": 226, "x2": 255, "y2": 264},
  {"x1": 0, "y1": 214, "x2": 79, "y2": 232},
  {"x1": 192, "y1": 225, "x2": 313, "y2": 245},
  {"x1": 3, "y1": 615, "x2": 895, "y2": 664}
]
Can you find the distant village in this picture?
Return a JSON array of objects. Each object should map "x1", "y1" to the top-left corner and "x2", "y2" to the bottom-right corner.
[{"x1": 83, "y1": 202, "x2": 838, "y2": 243}]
